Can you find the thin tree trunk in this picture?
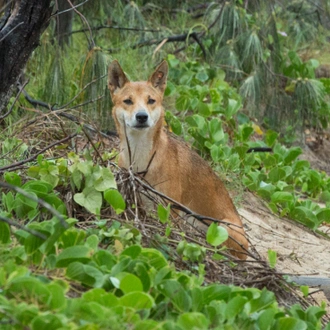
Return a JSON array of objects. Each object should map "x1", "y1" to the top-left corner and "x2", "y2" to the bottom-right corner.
[
  {"x1": 56, "y1": 0, "x2": 74, "y2": 48},
  {"x1": 0, "y1": 0, "x2": 53, "y2": 113}
]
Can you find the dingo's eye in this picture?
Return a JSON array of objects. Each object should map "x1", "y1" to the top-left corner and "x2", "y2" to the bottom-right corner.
[
  {"x1": 148, "y1": 98, "x2": 156, "y2": 105},
  {"x1": 123, "y1": 99, "x2": 133, "y2": 105}
]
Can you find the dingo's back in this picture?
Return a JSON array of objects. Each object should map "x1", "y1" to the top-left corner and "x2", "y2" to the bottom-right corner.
[{"x1": 108, "y1": 60, "x2": 248, "y2": 259}]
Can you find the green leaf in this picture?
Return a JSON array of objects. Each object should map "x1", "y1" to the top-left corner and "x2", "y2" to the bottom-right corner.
[
  {"x1": 118, "y1": 273, "x2": 143, "y2": 293},
  {"x1": 119, "y1": 291, "x2": 154, "y2": 310},
  {"x1": 140, "y1": 248, "x2": 167, "y2": 270},
  {"x1": 158, "y1": 279, "x2": 192, "y2": 312},
  {"x1": 290, "y1": 206, "x2": 319, "y2": 229},
  {"x1": 300, "y1": 285, "x2": 309, "y2": 297},
  {"x1": 39, "y1": 165, "x2": 59, "y2": 188},
  {"x1": 196, "y1": 70, "x2": 209, "y2": 82},
  {"x1": 227, "y1": 153, "x2": 240, "y2": 171},
  {"x1": 268, "y1": 167, "x2": 286, "y2": 184},
  {"x1": 104, "y1": 189, "x2": 126, "y2": 214},
  {"x1": 66, "y1": 262, "x2": 104, "y2": 287},
  {"x1": 257, "y1": 182, "x2": 276, "y2": 200},
  {"x1": 60, "y1": 227, "x2": 86, "y2": 248},
  {"x1": 176, "y1": 94, "x2": 190, "y2": 111},
  {"x1": 42, "y1": 218, "x2": 70, "y2": 255},
  {"x1": 271, "y1": 192, "x2": 294, "y2": 204},
  {"x1": 121, "y1": 245, "x2": 142, "y2": 259},
  {"x1": 177, "y1": 241, "x2": 206, "y2": 262},
  {"x1": 94, "y1": 167, "x2": 117, "y2": 191},
  {"x1": 165, "y1": 81, "x2": 176, "y2": 96},
  {"x1": 225, "y1": 295, "x2": 248, "y2": 319},
  {"x1": 166, "y1": 111, "x2": 182, "y2": 135},
  {"x1": 6, "y1": 277, "x2": 51, "y2": 306},
  {"x1": 13, "y1": 192, "x2": 38, "y2": 218},
  {"x1": 263, "y1": 154, "x2": 277, "y2": 168},
  {"x1": 275, "y1": 317, "x2": 307, "y2": 330},
  {"x1": 93, "y1": 250, "x2": 117, "y2": 270},
  {"x1": 4, "y1": 172, "x2": 22, "y2": 187},
  {"x1": 24, "y1": 230, "x2": 47, "y2": 255},
  {"x1": 177, "y1": 312, "x2": 210, "y2": 330},
  {"x1": 76, "y1": 160, "x2": 93, "y2": 175},
  {"x1": 197, "y1": 101, "x2": 211, "y2": 117},
  {"x1": 206, "y1": 223, "x2": 228, "y2": 247},
  {"x1": 74, "y1": 187, "x2": 102, "y2": 215},
  {"x1": 293, "y1": 160, "x2": 310, "y2": 172},
  {"x1": 157, "y1": 204, "x2": 171, "y2": 224},
  {"x1": 187, "y1": 114, "x2": 206, "y2": 131},
  {"x1": 2, "y1": 192, "x2": 15, "y2": 212},
  {"x1": 268, "y1": 168, "x2": 286, "y2": 183},
  {"x1": 86, "y1": 234, "x2": 99, "y2": 249},
  {"x1": 316, "y1": 208, "x2": 330, "y2": 223},
  {"x1": 71, "y1": 169, "x2": 83, "y2": 190},
  {"x1": 248, "y1": 288, "x2": 275, "y2": 313},
  {"x1": 241, "y1": 126, "x2": 254, "y2": 142},
  {"x1": 265, "y1": 130, "x2": 278, "y2": 147},
  {"x1": 209, "y1": 118, "x2": 224, "y2": 142},
  {"x1": 47, "y1": 282, "x2": 66, "y2": 310},
  {"x1": 267, "y1": 249, "x2": 277, "y2": 268},
  {"x1": 82, "y1": 288, "x2": 118, "y2": 307},
  {"x1": 135, "y1": 263, "x2": 151, "y2": 292},
  {"x1": 0, "y1": 221, "x2": 11, "y2": 243},
  {"x1": 56, "y1": 245, "x2": 93, "y2": 267},
  {"x1": 31, "y1": 313, "x2": 63, "y2": 330},
  {"x1": 284, "y1": 147, "x2": 302, "y2": 164},
  {"x1": 257, "y1": 308, "x2": 277, "y2": 330},
  {"x1": 134, "y1": 320, "x2": 160, "y2": 330},
  {"x1": 225, "y1": 98, "x2": 241, "y2": 119}
]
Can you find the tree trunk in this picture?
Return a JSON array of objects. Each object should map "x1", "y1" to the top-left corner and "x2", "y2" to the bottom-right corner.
[
  {"x1": 55, "y1": 0, "x2": 74, "y2": 48},
  {"x1": 0, "y1": 0, "x2": 53, "y2": 113}
]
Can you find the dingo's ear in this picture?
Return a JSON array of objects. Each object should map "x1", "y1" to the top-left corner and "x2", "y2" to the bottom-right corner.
[
  {"x1": 108, "y1": 60, "x2": 129, "y2": 95},
  {"x1": 149, "y1": 60, "x2": 168, "y2": 94}
]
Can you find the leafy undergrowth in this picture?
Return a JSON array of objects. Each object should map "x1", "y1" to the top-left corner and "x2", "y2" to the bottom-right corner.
[
  {"x1": 0, "y1": 127, "x2": 329, "y2": 329},
  {"x1": 165, "y1": 56, "x2": 330, "y2": 232}
]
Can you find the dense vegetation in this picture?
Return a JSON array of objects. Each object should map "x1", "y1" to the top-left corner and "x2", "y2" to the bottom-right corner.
[{"x1": 1, "y1": 0, "x2": 330, "y2": 328}]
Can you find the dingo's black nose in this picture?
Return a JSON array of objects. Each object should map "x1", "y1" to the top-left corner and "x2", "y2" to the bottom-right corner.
[{"x1": 136, "y1": 112, "x2": 148, "y2": 124}]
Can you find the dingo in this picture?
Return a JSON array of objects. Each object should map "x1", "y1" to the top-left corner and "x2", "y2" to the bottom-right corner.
[{"x1": 108, "y1": 60, "x2": 248, "y2": 259}]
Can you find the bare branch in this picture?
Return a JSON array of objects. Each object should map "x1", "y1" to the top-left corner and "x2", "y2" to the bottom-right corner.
[{"x1": 0, "y1": 214, "x2": 47, "y2": 240}]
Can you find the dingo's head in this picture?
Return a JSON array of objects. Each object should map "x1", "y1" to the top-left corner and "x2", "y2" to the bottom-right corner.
[{"x1": 108, "y1": 60, "x2": 168, "y2": 134}]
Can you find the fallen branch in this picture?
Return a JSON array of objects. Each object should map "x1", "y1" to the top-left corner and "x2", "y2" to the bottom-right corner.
[{"x1": 0, "y1": 214, "x2": 47, "y2": 240}]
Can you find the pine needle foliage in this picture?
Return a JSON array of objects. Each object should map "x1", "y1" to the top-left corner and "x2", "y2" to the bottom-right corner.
[
  {"x1": 43, "y1": 51, "x2": 69, "y2": 105},
  {"x1": 279, "y1": 1, "x2": 320, "y2": 48},
  {"x1": 217, "y1": 43, "x2": 243, "y2": 80},
  {"x1": 123, "y1": 1, "x2": 146, "y2": 29},
  {"x1": 239, "y1": 71, "x2": 262, "y2": 108},
  {"x1": 79, "y1": 48, "x2": 113, "y2": 131},
  {"x1": 203, "y1": 0, "x2": 330, "y2": 134},
  {"x1": 205, "y1": 1, "x2": 246, "y2": 43},
  {"x1": 240, "y1": 30, "x2": 263, "y2": 72},
  {"x1": 294, "y1": 78, "x2": 326, "y2": 125}
]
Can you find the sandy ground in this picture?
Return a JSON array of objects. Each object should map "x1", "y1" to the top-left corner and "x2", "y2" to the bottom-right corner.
[
  {"x1": 240, "y1": 192, "x2": 330, "y2": 276},
  {"x1": 239, "y1": 189, "x2": 330, "y2": 313}
]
